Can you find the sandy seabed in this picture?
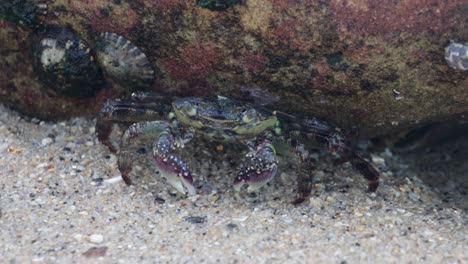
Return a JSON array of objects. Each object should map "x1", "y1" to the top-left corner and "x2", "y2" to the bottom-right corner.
[{"x1": 0, "y1": 104, "x2": 466, "y2": 263}]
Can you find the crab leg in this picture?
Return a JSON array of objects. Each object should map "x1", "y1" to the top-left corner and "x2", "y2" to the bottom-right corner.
[
  {"x1": 96, "y1": 117, "x2": 117, "y2": 153},
  {"x1": 117, "y1": 120, "x2": 170, "y2": 185},
  {"x1": 130, "y1": 92, "x2": 179, "y2": 103},
  {"x1": 291, "y1": 143, "x2": 316, "y2": 204},
  {"x1": 316, "y1": 130, "x2": 379, "y2": 192},
  {"x1": 96, "y1": 98, "x2": 172, "y2": 152},
  {"x1": 276, "y1": 115, "x2": 380, "y2": 199},
  {"x1": 338, "y1": 148, "x2": 380, "y2": 192},
  {"x1": 233, "y1": 139, "x2": 278, "y2": 193}
]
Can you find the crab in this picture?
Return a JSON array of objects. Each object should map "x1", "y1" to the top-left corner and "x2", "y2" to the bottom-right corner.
[{"x1": 96, "y1": 92, "x2": 380, "y2": 203}]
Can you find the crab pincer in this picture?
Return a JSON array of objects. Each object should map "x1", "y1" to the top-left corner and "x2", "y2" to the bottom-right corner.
[
  {"x1": 234, "y1": 140, "x2": 278, "y2": 193},
  {"x1": 152, "y1": 130, "x2": 196, "y2": 196}
]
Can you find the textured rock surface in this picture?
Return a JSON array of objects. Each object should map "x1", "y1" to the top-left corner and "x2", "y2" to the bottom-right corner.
[{"x1": 0, "y1": 0, "x2": 467, "y2": 136}]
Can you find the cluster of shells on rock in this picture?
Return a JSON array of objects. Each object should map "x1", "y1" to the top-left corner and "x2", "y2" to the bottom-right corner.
[
  {"x1": 8, "y1": 0, "x2": 245, "y2": 98},
  {"x1": 31, "y1": 28, "x2": 155, "y2": 97},
  {"x1": 16, "y1": 0, "x2": 243, "y2": 98},
  {"x1": 4, "y1": 0, "x2": 155, "y2": 97},
  {"x1": 0, "y1": 0, "x2": 246, "y2": 99},
  {"x1": 445, "y1": 41, "x2": 468, "y2": 71}
]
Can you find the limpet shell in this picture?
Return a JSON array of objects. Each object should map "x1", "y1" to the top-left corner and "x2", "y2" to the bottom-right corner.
[
  {"x1": 95, "y1": 32, "x2": 155, "y2": 91},
  {"x1": 29, "y1": 25, "x2": 104, "y2": 97}
]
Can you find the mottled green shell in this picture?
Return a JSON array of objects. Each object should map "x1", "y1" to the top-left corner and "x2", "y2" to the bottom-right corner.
[{"x1": 172, "y1": 96, "x2": 277, "y2": 142}]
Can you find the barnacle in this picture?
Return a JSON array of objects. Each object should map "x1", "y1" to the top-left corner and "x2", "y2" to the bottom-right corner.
[
  {"x1": 95, "y1": 32, "x2": 154, "y2": 91},
  {"x1": 445, "y1": 41, "x2": 468, "y2": 71}
]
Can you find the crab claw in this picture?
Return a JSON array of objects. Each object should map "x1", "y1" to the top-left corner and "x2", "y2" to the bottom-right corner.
[
  {"x1": 154, "y1": 155, "x2": 196, "y2": 196},
  {"x1": 152, "y1": 131, "x2": 196, "y2": 196},
  {"x1": 234, "y1": 141, "x2": 278, "y2": 193}
]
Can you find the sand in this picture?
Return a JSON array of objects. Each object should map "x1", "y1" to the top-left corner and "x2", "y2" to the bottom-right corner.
[{"x1": 0, "y1": 104, "x2": 466, "y2": 263}]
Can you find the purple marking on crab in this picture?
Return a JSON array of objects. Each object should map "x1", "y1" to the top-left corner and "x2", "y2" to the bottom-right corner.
[
  {"x1": 234, "y1": 141, "x2": 278, "y2": 192},
  {"x1": 233, "y1": 164, "x2": 278, "y2": 193},
  {"x1": 154, "y1": 155, "x2": 195, "y2": 195}
]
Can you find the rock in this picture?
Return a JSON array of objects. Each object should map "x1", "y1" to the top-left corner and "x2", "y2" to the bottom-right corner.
[
  {"x1": 41, "y1": 137, "x2": 53, "y2": 146},
  {"x1": 88, "y1": 234, "x2": 104, "y2": 244},
  {"x1": 0, "y1": 1, "x2": 466, "y2": 137},
  {"x1": 82, "y1": 246, "x2": 108, "y2": 258},
  {"x1": 184, "y1": 216, "x2": 207, "y2": 224},
  {"x1": 73, "y1": 233, "x2": 83, "y2": 241}
]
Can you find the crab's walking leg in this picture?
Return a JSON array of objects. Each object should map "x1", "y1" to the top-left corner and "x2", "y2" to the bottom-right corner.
[
  {"x1": 315, "y1": 131, "x2": 379, "y2": 192},
  {"x1": 291, "y1": 144, "x2": 316, "y2": 205},
  {"x1": 118, "y1": 120, "x2": 169, "y2": 185},
  {"x1": 283, "y1": 116, "x2": 380, "y2": 193},
  {"x1": 342, "y1": 148, "x2": 380, "y2": 192},
  {"x1": 233, "y1": 140, "x2": 278, "y2": 193},
  {"x1": 290, "y1": 136, "x2": 379, "y2": 203},
  {"x1": 96, "y1": 117, "x2": 116, "y2": 152},
  {"x1": 96, "y1": 98, "x2": 172, "y2": 152}
]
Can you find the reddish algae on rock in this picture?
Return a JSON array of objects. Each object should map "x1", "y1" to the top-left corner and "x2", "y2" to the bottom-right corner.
[{"x1": 0, "y1": 0, "x2": 466, "y2": 137}]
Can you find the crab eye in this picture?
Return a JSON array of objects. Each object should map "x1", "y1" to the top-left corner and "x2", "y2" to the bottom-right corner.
[
  {"x1": 242, "y1": 109, "x2": 257, "y2": 123},
  {"x1": 177, "y1": 101, "x2": 197, "y2": 116}
]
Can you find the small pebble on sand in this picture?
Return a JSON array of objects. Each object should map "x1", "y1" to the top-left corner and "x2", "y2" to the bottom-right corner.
[
  {"x1": 41, "y1": 137, "x2": 53, "y2": 146},
  {"x1": 89, "y1": 234, "x2": 104, "y2": 244}
]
